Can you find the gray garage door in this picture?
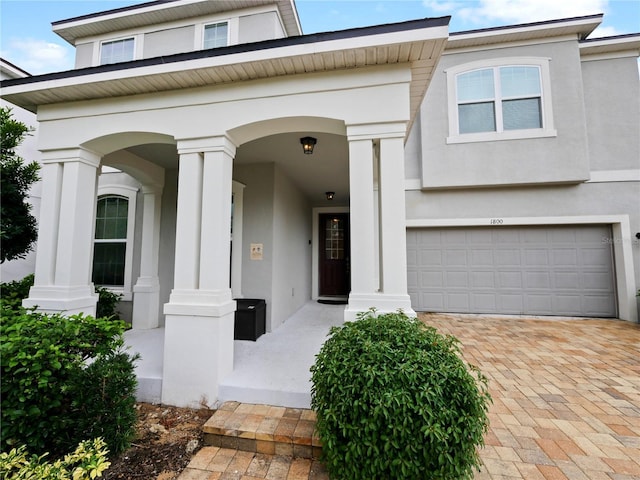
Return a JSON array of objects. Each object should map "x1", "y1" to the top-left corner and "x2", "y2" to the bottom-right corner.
[{"x1": 407, "y1": 225, "x2": 616, "y2": 317}]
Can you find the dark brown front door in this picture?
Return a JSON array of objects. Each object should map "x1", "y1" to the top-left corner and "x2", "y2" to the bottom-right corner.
[{"x1": 319, "y1": 213, "x2": 350, "y2": 296}]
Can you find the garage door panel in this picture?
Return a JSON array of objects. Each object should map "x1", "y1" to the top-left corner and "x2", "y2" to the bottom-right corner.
[
  {"x1": 581, "y1": 248, "x2": 611, "y2": 266},
  {"x1": 525, "y1": 271, "x2": 551, "y2": 288},
  {"x1": 445, "y1": 250, "x2": 467, "y2": 265},
  {"x1": 498, "y1": 271, "x2": 522, "y2": 288},
  {"x1": 554, "y1": 272, "x2": 580, "y2": 289},
  {"x1": 422, "y1": 271, "x2": 443, "y2": 287},
  {"x1": 419, "y1": 249, "x2": 442, "y2": 266},
  {"x1": 472, "y1": 293, "x2": 497, "y2": 311},
  {"x1": 447, "y1": 293, "x2": 470, "y2": 310},
  {"x1": 472, "y1": 271, "x2": 495, "y2": 288},
  {"x1": 583, "y1": 272, "x2": 613, "y2": 290},
  {"x1": 525, "y1": 249, "x2": 549, "y2": 265},
  {"x1": 525, "y1": 294, "x2": 553, "y2": 313},
  {"x1": 499, "y1": 294, "x2": 524, "y2": 312},
  {"x1": 496, "y1": 249, "x2": 521, "y2": 266},
  {"x1": 552, "y1": 249, "x2": 578, "y2": 266},
  {"x1": 407, "y1": 225, "x2": 616, "y2": 317},
  {"x1": 446, "y1": 271, "x2": 468, "y2": 287},
  {"x1": 583, "y1": 296, "x2": 616, "y2": 316},
  {"x1": 471, "y1": 249, "x2": 494, "y2": 265}
]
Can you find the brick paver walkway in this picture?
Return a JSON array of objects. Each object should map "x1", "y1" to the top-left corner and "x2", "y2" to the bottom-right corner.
[{"x1": 179, "y1": 314, "x2": 640, "y2": 479}]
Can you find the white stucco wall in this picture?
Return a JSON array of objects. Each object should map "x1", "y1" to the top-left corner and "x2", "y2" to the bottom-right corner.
[
  {"x1": 581, "y1": 55, "x2": 640, "y2": 171},
  {"x1": 234, "y1": 163, "x2": 276, "y2": 328},
  {"x1": 271, "y1": 164, "x2": 312, "y2": 329},
  {"x1": 418, "y1": 40, "x2": 590, "y2": 188}
]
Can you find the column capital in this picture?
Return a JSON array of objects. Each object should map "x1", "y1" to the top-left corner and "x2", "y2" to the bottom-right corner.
[
  {"x1": 40, "y1": 147, "x2": 101, "y2": 168},
  {"x1": 346, "y1": 122, "x2": 407, "y2": 142},
  {"x1": 177, "y1": 135, "x2": 237, "y2": 158}
]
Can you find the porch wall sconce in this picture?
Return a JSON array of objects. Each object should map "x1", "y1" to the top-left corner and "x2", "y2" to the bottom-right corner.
[
  {"x1": 325, "y1": 191, "x2": 335, "y2": 200},
  {"x1": 300, "y1": 136, "x2": 317, "y2": 154}
]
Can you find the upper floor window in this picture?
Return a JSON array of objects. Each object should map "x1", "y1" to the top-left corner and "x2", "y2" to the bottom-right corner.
[
  {"x1": 100, "y1": 38, "x2": 134, "y2": 65},
  {"x1": 204, "y1": 22, "x2": 228, "y2": 49},
  {"x1": 446, "y1": 58, "x2": 556, "y2": 144}
]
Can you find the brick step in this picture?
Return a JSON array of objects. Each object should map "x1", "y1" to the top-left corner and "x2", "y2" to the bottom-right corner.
[{"x1": 203, "y1": 401, "x2": 323, "y2": 459}]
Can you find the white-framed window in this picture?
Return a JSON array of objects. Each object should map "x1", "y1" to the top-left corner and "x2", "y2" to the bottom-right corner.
[
  {"x1": 203, "y1": 22, "x2": 229, "y2": 49},
  {"x1": 446, "y1": 57, "x2": 556, "y2": 144},
  {"x1": 92, "y1": 186, "x2": 137, "y2": 300},
  {"x1": 100, "y1": 37, "x2": 135, "y2": 65}
]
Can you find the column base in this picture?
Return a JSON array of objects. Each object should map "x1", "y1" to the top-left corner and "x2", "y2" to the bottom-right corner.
[
  {"x1": 132, "y1": 277, "x2": 161, "y2": 330},
  {"x1": 23, "y1": 285, "x2": 98, "y2": 317},
  {"x1": 161, "y1": 291, "x2": 236, "y2": 407},
  {"x1": 344, "y1": 293, "x2": 416, "y2": 322},
  {"x1": 161, "y1": 301, "x2": 235, "y2": 408}
]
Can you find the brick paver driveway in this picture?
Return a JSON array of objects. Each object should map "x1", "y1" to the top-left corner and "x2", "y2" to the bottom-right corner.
[
  {"x1": 421, "y1": 313, "x2": 640, "y2": 480},
  {"x1": 181, "y1": 313, "x2": 639, "y2": 479}
]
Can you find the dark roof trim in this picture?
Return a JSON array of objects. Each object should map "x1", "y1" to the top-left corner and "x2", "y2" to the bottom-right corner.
[
  {"x1": 451, "y1": 13, "x2": 603, "y2": 38},
  {"x1": 580, "y1": 32, "x2": 640, "y2": 43},
  {"x1": 1, "y1": 16, "x2": 450, "y2": 88},
  {"x1": 52, "y1": 0, "x2": 172, "y2": 26},
  {"x1": 0, "y1": 57, "x2": 32, "y2": 77}
]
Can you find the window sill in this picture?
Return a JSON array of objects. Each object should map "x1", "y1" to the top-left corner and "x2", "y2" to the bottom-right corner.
[{"x1": 446, "y1": 128, "x2": 557, "y2": 145}]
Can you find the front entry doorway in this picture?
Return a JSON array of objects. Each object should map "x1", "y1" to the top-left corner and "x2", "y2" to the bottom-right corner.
[{"x1": 319, "y1": 213, "x2": 350, "y2": 297}]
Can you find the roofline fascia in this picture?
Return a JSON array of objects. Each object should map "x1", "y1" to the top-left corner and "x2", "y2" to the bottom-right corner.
[
  {"x1": 1, "y1": 16, "x2": 450, "y2": 89},
  {"x1": 450, "y1": 13, "x2": 603, "y2": 40}
]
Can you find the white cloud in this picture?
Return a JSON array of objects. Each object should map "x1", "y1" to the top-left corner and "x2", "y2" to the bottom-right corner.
[
  {"x1": 456, "y1": 0, "x2": 608, "y2": 26},
  {"x1": 422, "y1": 0, "x2": 465, "y2": 14},
  {"x1": 1, "y1": 38, "x2": 73, "y2": 75}
]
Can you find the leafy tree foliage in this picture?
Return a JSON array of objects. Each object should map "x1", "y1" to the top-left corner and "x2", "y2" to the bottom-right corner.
[{"x1": 1, "y1": 106, "x2": 40, "y2": 263}]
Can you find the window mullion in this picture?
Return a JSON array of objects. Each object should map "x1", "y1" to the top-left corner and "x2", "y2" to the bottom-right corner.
[{"x1": 494, "y1": 67, "x2": 504, "y2": 133}]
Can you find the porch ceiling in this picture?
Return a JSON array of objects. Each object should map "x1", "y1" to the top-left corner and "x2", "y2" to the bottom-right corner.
[{"x1": 1, "y1": 17, "x2": 449, "y2": 133}]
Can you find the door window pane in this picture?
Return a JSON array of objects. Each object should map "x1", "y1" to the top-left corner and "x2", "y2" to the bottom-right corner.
[{"x1": 325, "y1": 218, "x2": 344, "y2": 260}]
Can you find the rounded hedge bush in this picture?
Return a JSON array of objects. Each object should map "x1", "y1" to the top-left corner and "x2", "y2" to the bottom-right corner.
[{"x1": 310, "y1": 310, "x2": 491, "y2": 480}]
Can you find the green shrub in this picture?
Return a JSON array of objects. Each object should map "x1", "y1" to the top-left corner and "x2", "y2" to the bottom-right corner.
[
  {"x1": 310, "y1": 310, "x2": 492, "y2": 480},
  {"x1": 0, "y1": 307, "x2": 138, "y2": 458},
  {"x1": 95, "y1": 285, "x2": 123, "y2": 320},
  {"x1": 0, "y1": 438, "x2": 111, "y2": 479},
  {"x1": 0, "y1": 274, "x2": 34, "y2": 312}
]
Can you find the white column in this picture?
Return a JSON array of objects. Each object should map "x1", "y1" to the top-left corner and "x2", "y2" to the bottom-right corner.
[
  {"x1": 24, "y1": 148, "x2": 100, "y2": 316},
  {"x1": 379, "y1": 136, "x2": 409, "y2": 295},
  {"x1": 344, "y1": 124, "x2": 415, "y2": 320},
  {"x1": 344, "y1": 132, "x2": 378, "y2": 321},
  {"x1": 162, "y1": 136, "x2": 237, "y2": 408},
  {"x1": 132, "y1": 185, "x2": 163, "y2": 329},
  {"x1": 378, "y1": 134, "x2": 414, "y2": 315}
]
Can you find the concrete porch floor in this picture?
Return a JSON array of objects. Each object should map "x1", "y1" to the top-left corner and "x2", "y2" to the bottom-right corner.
[{"x1": 124, "y1": 301, "x2": 344, "y2": 407}]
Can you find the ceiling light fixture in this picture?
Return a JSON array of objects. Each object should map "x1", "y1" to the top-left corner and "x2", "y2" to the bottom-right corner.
[
  {"x1": 325, "y1": 191, "x2": 335, "y2": 200},
  {"x1": 300, "y1": 136, "x2": 317, "y2": 154}
]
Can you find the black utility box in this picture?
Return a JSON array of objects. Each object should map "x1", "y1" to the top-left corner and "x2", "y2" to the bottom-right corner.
[{"x1": 234, "y1": 299, "x2": 266, "y2": 341}]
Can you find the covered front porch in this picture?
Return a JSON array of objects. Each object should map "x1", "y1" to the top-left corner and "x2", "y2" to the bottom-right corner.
[{"x1": 125, "y1": 301, "x2": 345, "y2": 408}]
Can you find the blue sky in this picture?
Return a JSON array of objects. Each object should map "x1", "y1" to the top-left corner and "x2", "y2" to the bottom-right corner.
[{"x1": 1, "y1": 0, "x2": 639, "y2": 74}]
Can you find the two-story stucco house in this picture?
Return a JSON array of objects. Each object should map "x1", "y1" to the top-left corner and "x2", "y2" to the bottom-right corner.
[{"x1": 1, "y1": 0, "x2": 638, "y2": 408}]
